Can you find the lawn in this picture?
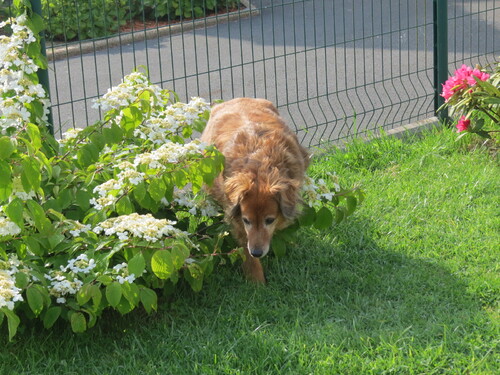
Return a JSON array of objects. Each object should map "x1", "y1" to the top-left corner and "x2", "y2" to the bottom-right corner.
[{"x1": 1, "y1": 126, "x2": 498, "y2": 374}]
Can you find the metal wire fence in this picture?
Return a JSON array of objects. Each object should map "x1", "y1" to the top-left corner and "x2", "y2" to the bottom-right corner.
[{"x1": 9, "y1": 0, "x2": 500, "y2": 146}]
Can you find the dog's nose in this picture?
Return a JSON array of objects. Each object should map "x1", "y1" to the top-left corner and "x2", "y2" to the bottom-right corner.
[{"x1": 250, "y1": 248, "x2": 264, "y2": 258}]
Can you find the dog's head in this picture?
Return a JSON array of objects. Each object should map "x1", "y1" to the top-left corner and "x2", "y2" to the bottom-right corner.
[{"x1": 225, "y1": 169, "x2": 301, "y2": 258}]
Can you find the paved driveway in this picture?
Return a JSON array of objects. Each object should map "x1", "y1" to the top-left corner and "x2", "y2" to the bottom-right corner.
[{"x1": 47, "y1": 0, "x2": 499, "y2": 145}]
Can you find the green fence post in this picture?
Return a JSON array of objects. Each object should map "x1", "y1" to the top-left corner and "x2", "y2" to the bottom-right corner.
[
  {"x1": 433, "y1": 0, "x2": 449, "y2": 124},
  {"x1": 30, "y1": 0, "x2": 53, "y2": 135}
]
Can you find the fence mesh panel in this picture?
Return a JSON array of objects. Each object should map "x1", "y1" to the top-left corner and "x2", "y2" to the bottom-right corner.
[{"x1": 35, "y1": 0, "x2": 500, "y2": 145}]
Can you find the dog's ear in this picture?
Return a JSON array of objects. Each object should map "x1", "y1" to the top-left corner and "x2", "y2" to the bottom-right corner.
[
  {"x1": 227, "y1": 202, "x2": 241, "y2": 220},
  {"x1": 224, "y1": 173, "x2": 253, "y2": 214},
  {"x1": 269, "y1": 177, "x2": 301, "y2": 221}
]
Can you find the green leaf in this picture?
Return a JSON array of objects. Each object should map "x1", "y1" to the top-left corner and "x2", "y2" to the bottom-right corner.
[
  {"x1": 26, "y1": 123, "x2": 42, "y2": 150},
  {"x1": 43, "y1": 306, "x2": 62, "y2": 329},
  {"x1": 106, "y1": 281, "x2": 123, "y2": 308},
  {"x1": 0, "y1": 137, "x2": 15, "y2": 160},
  {"x1": 75, "y1": 189, "x2": 92, "y2": 211},
  {"x1": 271, "y1": 236, "x2": 287, "y2": 258},
  {"x1": 102, "y1": 123, "x2": 123, "y2": 144},
  {"x1": 26, "y1": 199, "x2": 52, "y2": 235},
  {"x1": 314, "y1": 206, "x2": 334, "y2": 230},
  {"x1": 4, "y1": 198, "x2": 24, "y2": 229},
  {"x1": 77, "y1": 284, "x2": 93, "y2": 305},
  {"x1": 90, "y1": 133, "x2": 106, "y2": 151},
  {"x1": 120, "y1": 106, "x2": 143, "y2": 134},
  {"x1": 121, "y1": 282, "x2": 140, "y2": 307},
  {"x1": 482, "y1": 97, "x2": 500, "y2": 105},
  {"x1": 346, "y1": 196, "x2": 358, "y2": 216},
  {"x1": 0, "y1": 160, "x2": 12, "y2": 201},
  {"x1": 184, "y1": 264, "x2": 204, "y2": 292},
  {"x1": 3, "y1": 308, "x2": 20, "y2": 341},
  {"x1": 299, "y1": 205, "x2": 316, "y2": 226},
  {"x1": 77, "y1": 143, "x2": 100, "y2": 168},
  {"x1": 21, "y1": 158, "x2": 41, "y2": 192},
  {"x1": 151, "y1": 250, "x2": 174, "y2": 280},
  {"x1": 90, "y1": 285, "x2": 102, "y2": 309},
  {"x1": 27, "y1": 286, "x2": 44, "y2": 316},
  {"x1": 15, "y1": 271, "x2": 29, "y2": 289},
  {"x1": 473, "y1": 76, "x2": 500, "y2": 96},
  {"x1": 171, "y1": 243, "x2": 190, "y2": 269},
  {"x1": 23, "y1": 235, "x2": 43, "y2": 256},
  {"x1": 115, "y1": 195, "x2": 134, "y2": 215},
  {"x1": 128, "y1": 252, "x2": 146, "y2": 277},
  {"x1": 139, "y1": 288, "x2": 157, "y2": 314},
  {"x1": 133, "y1": 182, "x2": 147, "y2": 202},
  {"x1": 70, "y1": 312, "x2": 87, "y2": 333},
  {"x1": 335, "y1": 206, "x2": 346, "y2": 224},
  {"x1": 148, "y1": 178, "x2": 166, "y2": 202}
]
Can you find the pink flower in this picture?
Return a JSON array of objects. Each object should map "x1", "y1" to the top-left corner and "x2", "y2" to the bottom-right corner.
[
  {"x1": 456, "y1": 116, "x2": 471, "y2": 132},
  {"x1": 441, "y1": 65, "x2": 490, "y2": 101}
]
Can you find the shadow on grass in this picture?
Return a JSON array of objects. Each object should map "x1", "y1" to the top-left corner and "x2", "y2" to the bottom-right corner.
[{"x1": 0, "y1": 218, "x2": 493, "y2": 373}]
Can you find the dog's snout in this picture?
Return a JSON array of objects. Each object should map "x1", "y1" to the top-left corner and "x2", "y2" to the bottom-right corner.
[{"x1": 250, "y1": 248, "x2": 264, "y2": 258}]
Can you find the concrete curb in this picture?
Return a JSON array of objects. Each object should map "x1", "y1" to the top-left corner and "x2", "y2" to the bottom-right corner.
[
  {"x1": 312, "y1": 117, "x2": 441, "y2": 155},
  {"x1": 385, "y1": 117, "x2": 440, "y2": 138},
  {"x1": 46, "y1": 0, "x2": 259, "y2": 62}
]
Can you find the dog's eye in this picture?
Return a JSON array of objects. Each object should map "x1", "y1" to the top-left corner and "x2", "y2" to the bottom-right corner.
[
  {"x1": 265, "y1": 217, "x2": 275, "y2": 225},
  {"x1": 242, "y1": 217, "x2": 251, "y2": 225}
]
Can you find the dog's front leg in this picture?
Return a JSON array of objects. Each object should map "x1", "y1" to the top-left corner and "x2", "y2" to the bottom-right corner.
[{"x1": 242, "y1": 247, "x2": 266, "y2": 284}]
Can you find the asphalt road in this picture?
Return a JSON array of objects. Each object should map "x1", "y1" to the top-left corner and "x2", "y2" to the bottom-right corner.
[{"x1": 47, "y1": 0, "x2": 499, "y2": 146}]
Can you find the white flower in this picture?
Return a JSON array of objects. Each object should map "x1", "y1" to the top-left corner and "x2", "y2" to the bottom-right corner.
[
  {"x1": 59, "y1": 127, "x2": 84, "y2": 142},
  {"x1": 94, "y1": 213, "x2": 187, "y2": 242},
  {"x1": 48, "y1": 275, "x2": 83, "y2": 300},
  {"x1": 0, "y1": 215, "x2": 21, "y2": 237},
  {"x1": 61, "y1": 254, "x2": 96, "y2": 274},
  {"x1": 134, "y1": 140, "x2": 206, "y2": 169},
  {"x1": 0, "y1": 270, "x2": 24, "y2": 310},
  {"x1": 116, "y1": 273, "x2": 136, "y2": 284},
  {"x1": 68, "y1": 222, "x2": 92, "y2": 237},
  {"x1": 0, "y1": 15, "x2": 49, "y2": 135},
  {"x1": 112, "y1": 262, "x2": 136, "y2": 284}
]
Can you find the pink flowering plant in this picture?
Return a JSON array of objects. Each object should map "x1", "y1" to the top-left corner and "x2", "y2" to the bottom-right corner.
[
  {"x1": 440, "y1": 62, "x2": 500, "y2": 138},
  {"x1": 1, "y1": 3, "x2": 362, "y2": 340}
]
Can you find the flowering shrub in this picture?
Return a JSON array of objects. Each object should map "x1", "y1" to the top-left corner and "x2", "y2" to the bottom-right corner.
[
  {"x1": 440, "y1": 62, "x2": 500, "y2": 138},
  {"x1": 0, "y1": 6, "x2": 362, "y2": 340}
]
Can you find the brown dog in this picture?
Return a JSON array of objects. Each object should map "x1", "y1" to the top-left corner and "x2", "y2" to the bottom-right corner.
[{"x1": 201, "y1": 98, "x2": 309, "y2": 283}]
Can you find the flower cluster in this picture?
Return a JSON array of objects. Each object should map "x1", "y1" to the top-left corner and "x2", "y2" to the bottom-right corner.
[
  {"x1": 134, "y1": 98, "x2": 210, "y2": 144},
  {"x1": 302, "y1": 174, "x2": 341, "y2": 207},
  {"x1": 0, "y1": 214, "x2": 22, "y2": 237},
  {"x1": 60, "y1": 254, "x2": 96, "y2": 274},
  {"x1": 59, "y1": 127, "x2": 84, "y2": 143},
  {"x1": 11, "y1": 176, "x2": 36, "y2": 200},
  {"x1": 89, "y1": 159, "x2": 147, "y2": 210},
  {"x1": 68, "y1": 221, "x2": 92, "y2": 237},
  {"x1": 134, "y1": 139, "x2": 207, "y2": 169},
  {"x1": 111, "y1": 263, "x2": 136, "y2": 284},
  {"x1": 93, "y1": 213, "x2": 187, "y2": 242},
  {"x1": 93, "y1": 71, "x2": 167, "y2": 112},
  {"x1": 45, "y1": 272, "x2": 84, "y2": 304},
  {"x1": 440, "y1": 62, "x2": 499, "y2": 136},
  {"x1": 441, "y1": 64, "x2": 490, "y2": 102},
  {"x1": 456, "y1": 116, "x2": 471, "y2": 132},
  {"x1": 170, "y1": 189, "x2": 221, "y2": 217},
  {"x1": 0, "y1": 254, "x2": 27, "y2": 310},
  {"x1": 0, "y1": 270, "x2": 23, "y2": 310},
  {"x1": 0, "y1": 15, "x2": 49, "y2": 134}
]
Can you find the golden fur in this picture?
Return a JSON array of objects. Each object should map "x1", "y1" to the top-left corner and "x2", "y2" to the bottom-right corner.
[{"x1": 201, "y1": 98, "x2": 309, "y2": 283}]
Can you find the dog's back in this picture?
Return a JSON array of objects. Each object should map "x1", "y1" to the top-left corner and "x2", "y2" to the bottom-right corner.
[
  {"x1": 201, "y1": 98, "x2": 309, "y2": 174},
  {"x1": 201, "y1": 98, "x2": 309, "y2": 283}
]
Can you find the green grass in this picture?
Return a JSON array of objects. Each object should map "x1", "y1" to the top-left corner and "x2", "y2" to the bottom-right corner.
[{"x1": 2, "y1": 127, "x2": 499, "y2": 374}]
